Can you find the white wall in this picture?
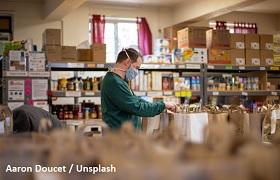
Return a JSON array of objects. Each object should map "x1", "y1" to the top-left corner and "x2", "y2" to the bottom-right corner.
[
  {"x1": 0, "y1": 1, "x2": 61, "y2": 50},
  {"x1": 189, "y1": 11, "x2": 279, "y2": 35},
  {"x1": 62, "y1": 2, "x2": 173, "y2": 46},
  {"x1": 0, "y1": 1, "x2": 173, "y2": 50}
]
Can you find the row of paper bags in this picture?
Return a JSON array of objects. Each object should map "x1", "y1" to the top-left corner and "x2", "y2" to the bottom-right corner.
[{"x1": 143, "y1": 105, "x2": 280, "y2": 144}]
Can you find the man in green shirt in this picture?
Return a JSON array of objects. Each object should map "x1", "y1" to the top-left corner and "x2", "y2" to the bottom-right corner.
[{"x1": 101, "y1": 48, "x2": 176, "y2": 130}]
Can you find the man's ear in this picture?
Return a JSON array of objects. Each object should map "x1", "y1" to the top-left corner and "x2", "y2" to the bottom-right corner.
[{"x1": 123, "y1": 58, "x2": 130, "y2": 66}]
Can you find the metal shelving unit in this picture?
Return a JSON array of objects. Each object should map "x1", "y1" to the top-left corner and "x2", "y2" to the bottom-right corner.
[{"x1": 48, "y1": 62, "x2": 280, "y2": 106}]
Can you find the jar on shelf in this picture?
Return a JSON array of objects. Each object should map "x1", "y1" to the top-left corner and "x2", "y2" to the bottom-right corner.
[
  {"x1": 67, "y1": 79, "x2": 75, "y2": 91},
  {"x1": 84, "y1": 107, "x2": 90, "y2": 120},
  {"x1": 59, "y1": 78, "x2": 68, "y2": 91},
  {"x1": 84, "y1": 77, "x2": 91, "y2": 91},
  {"x1": 90, "y1": 107, "x2": 98, "y2": 119},
  {"x1": 74, "y1": 78, "x2": 80, "y2": 91},
  {"x1": 58, "y1": 108, "x2": 64, "y2": 120}
]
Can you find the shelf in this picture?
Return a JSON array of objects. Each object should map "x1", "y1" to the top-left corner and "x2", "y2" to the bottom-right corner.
[
  {"x1": 51, "y1": 91, "x2": 101, "y2": 97},
  {"x1": 60, "y1": 119, "x2": 107, "y2": 127},
  {"x1": 207, "y1": 65, "x2": 269, "y2": 71},
  {"x1": 133, "y1": 90, "x2": 201, "y2": 97},
  {"x1": 48, "y1": 62, "x2": 202, "y2": 70},
  {"x1": 48, "y1": 62, "x2": 114, "y2": 69},
  {"x1": 3, "y1": 71, "x2": 50, "y2": 77},
  {"x1": 207, "y1": 90, "x2": 280, "y2": 96}
]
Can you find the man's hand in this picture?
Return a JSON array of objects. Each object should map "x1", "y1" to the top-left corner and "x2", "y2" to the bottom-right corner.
[{"x1": 164, "y1": 102, "x2": 176, "y2": 112}]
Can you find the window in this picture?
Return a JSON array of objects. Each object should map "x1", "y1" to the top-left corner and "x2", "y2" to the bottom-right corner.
[{"x1": 89, "y1": 17, "x2": 138, "y2": 63}]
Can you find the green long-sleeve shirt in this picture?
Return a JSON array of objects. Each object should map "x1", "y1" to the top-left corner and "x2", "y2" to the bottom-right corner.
[{"x1": 101, "y1": 72, "x2": 165, "y2": 130}]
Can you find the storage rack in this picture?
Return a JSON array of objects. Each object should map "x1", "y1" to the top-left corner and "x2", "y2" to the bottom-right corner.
[
  {"x1": 48, "y1": 62, "x2": 280, "y2": 111},
  {"x1": 1, "y1": 57, "x2": 50, "y2": 110}
]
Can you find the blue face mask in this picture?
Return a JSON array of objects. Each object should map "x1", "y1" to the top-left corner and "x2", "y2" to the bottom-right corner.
[
  {"x1": 123, "y1": 48, "x2": 138, "y2": 81},
  {"x1": 125, "y1": 66, "x2": 138, "y2": 81}
]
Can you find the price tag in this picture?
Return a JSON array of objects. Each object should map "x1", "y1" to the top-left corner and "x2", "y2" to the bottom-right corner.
[
  {"x1": 68, "y1": 63, "x2": 84, "y2": 68},
  {"x1": 180, "y1": 90, "x2": 192, "y2": 97},
  {"x1": 270, "y1": 67, "x2": 280, "y2": 71},
  {"x1": 213, "y1": 91, "x2": 219, "y2": 96},
  {"x1": 147, "y1": 91, "x2": 162, "y2": 97},
  {"x1": 87, "y1": 64, "x2": 96, "y2": 68},
  {"x1": 5, "y1": 71, "x2": 28, "y2": 77},
  {"x1": 84, "y1": 92, "x2": 95, "y2": 96},
  {"x1": 239, "y1": 66, "x2": 245, "y2": 70},
  {"x1": 134, "y1": 91, "x2": 146, "y2": 96},
  {"x1": 28, "y1": 71, "x2": 50, "y2": 77},
  {"x1": 96, "y1": 64, "x2": 105, "y2": 68},
  {"x1": 161, "y1": 64, "x2": 176, "y2": 69},
  {"x1": 208, "y1": 65, "x2": 214, "y2": 69},
  {"x1": 241, "y1": 92, "x2": 248, "y2": 96},
  {"x1": 260, "y1": 67, "x2": 266, "y2": 70},
  {"x1": 186, "y1": 64, "x2": 200, "y2": 69},
  {"x1": 141, "y1": 64, "x2": 155, "y2": 69},
  {"x1": 65, "y1": 91, "x2": 81, "y2": 97},
  {"x1": 271, "y1": 92, "x2": 278, "y2": 96},
  {"x1": 178, "y1": 64, "x2": 186, "y2": 69},
  {"x1": 163, "y1": 91, "x2": 173, "y2": 96},
  {"x1": 175, "y1": 91, "x2": 181, "y2": 97},
  {"x1": 225, "y1": 65, "x2": 233, "y2": 70}
]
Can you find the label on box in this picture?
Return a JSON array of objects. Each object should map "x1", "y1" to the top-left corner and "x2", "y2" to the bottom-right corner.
[
  {"x1": 236, "y1": 42, "x2": 245, "y2": 49},
  {"x1": 236, "y1": 58, "x2": 245, "y2": 65},
  {"x1": 265, "y1": 43, "x2": 273, "y2": 50},
  {"x1": 266, "y1": 58, "x2": 274, "y2": 65},
  {"x1": 251, "y1": 42, "x2": 260, "y2": 49},
  {"x1": 32, "y1": 79, "x2": 48, "y2": 100},
  {"x1": 252, "y1": 58, "x2": 260, "y2": 65},
  {"x1": 8, "y1": 80, "x2": 24, "y2": 101}
]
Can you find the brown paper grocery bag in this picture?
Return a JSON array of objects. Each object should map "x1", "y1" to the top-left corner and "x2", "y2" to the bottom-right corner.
[
  {"x1": 249, "y1": 113, "x2": 265, "y2": 141},
  {"x1": 208, "y1": 112, "x2": 229, "y2": 126},
  {"x1": 228, "y1": 107, "x2": 250, "y2": 136}
]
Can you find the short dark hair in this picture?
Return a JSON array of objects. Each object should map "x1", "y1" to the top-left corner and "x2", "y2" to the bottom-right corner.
[{"x1": 116, "y1": 48, "x2": 141, "y2": 63}]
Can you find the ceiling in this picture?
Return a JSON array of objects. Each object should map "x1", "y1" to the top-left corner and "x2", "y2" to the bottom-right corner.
[
  {"x1": 238, "y1": 0, "x2": 280, "y2": 13},
  {"x1": 86, "y1": 0, "x2": 186, "y2": 6}
]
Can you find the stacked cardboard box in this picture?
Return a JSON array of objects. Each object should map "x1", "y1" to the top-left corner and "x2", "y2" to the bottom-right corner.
[
  {"x1": 230, "y1": 34, "x2": 245, "y2": 65},
  {"x1": 43, "y1": 29, "x2": 62, "y2": 61},
  {"x1": 177, "y1": 27, "x2": 210, "y2": 49},
  {"x1": 260, "y1": 35, "x2": 273, "y2": 66},
  {"x1": 245, "y1": 34, "x2": 260, "y2": 66},
  {"x1": 92, "y1": 43, "x2": 106, "y2": 63},
  {"x1": 176, "y1": 27, "x2": 209, "y2": 64},
  {"x1": 207, "y1": 29, "x2": 231, "y2": 64},
  {"x1": 273, "y1": 34, "x2": 280, "y2": 66},
  {"x1": 62, "y1": 46, "x2": 77, "y2": 61}
]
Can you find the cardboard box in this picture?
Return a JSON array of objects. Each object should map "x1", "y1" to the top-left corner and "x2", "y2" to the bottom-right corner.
[
  {"x1": 260, "y1": 34, "x2": 273, "y2": 50},
  {"x1": 206, "y1": 29, "x2": 230, "y2": 49},
  {"x1": 163, "y1": 26, "x2": 179, "y2": 50},
  {"x1": 62, "y1": 46, "x2": 77, "y2": 60},
  {"x1": 245, "y1": 34, "x2": 259, "y2": 49},
  {"x1": 42, "y1": 29, "x2": 61, "y2": 46},
  {"x1": 260, "y1": 50, "x2": 273, "y2": 66},
  {"x1": 182, "y1": 48, "x2": 208, "y2": 64},
  {"x1": 43, "y1": 45, "x2": 61, "y2": 61},
  {"x1": 246, "y1": 50, "x2": 260, "y2": 66},
  {"x1": 177, "y1": 27, "x2": 209, "y2": 48},
  {"x1": 230, "y1": 34, "x2": 245, "y2": 49},
  {"x1": 92, "y1": 43, "x2": 106, "y2": 63},
  {"x1": 77, "y1": 49, "x2": 91, "y2": 61},
  {"x1": 230, "y1": 49, "x2": 245, "y2": 65},
  {"x1": 208, "y1": 49, "x2": 231, "y2": 64},
  {"x1": 274, "y1": 54, "x2": 280, "y2": 66},
  {"x1": 28, "y1": 52, "x2": 46, "y2": 71},
  {"x1": 9, "y1": 50, "x2": 26, "y2": 71}
]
